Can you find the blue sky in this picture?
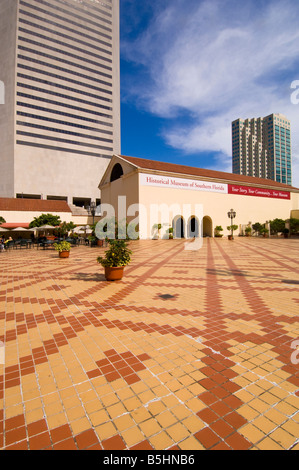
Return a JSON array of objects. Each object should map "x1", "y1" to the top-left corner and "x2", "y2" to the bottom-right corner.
[{"x1": 119, "y1": 0, "x2": 299, "y2": 187}]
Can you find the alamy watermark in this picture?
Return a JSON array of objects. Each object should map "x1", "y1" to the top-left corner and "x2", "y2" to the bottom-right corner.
[
  {"x1": 95, "y1": 197, "x2": 204, "y2": 251},
  {"x1": 290, "y1": 80, "x2": 299, "y2": 104},
  {"x1": 291, "y1": 340, "x2": 299, "y2": 365},
  {"x1": 0, "y1": 80, "x2": 4, "y2": 104}
]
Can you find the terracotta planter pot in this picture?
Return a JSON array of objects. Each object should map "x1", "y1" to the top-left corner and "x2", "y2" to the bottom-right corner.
[
  {"x1": 97, "y1": 239, "x2": 104, "y2": 247},
  {"x1": 228, "y1": 235, "x2": 233, "y2": 240},
  {"x1": 104, "y1": 266, "x2": 124, "y2": 281},
  {"x1": 59, "y1": 251, "x2": 70, "y2": 258}
]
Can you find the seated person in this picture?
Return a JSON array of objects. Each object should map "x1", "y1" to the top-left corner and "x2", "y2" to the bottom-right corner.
[{"x1": 4, "y1": 236, "x2": 13, "y2": 247}]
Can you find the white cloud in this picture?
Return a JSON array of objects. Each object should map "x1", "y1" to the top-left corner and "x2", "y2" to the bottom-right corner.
[{"x1": 122, "y1": 0, "x2": 299, "y2": 186}]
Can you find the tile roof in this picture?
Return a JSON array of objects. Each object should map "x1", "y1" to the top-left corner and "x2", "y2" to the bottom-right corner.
[
  {"x1": 120, "y1": 155, "x2": 298, "y2": 191},
  {"x1": 1, "y1": 223, "x2": 30, "y2": 229},
  {"x1": 0, "y1": 198, "x2": 72, "y2": 212}
]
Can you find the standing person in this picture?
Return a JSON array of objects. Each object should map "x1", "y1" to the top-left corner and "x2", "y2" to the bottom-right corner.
[{"x1": 0, "y1": 236, "x2": 4, "y2": 251}]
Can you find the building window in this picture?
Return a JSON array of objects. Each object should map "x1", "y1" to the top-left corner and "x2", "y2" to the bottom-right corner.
[{"x1": 110, "y1": 163, "x2": 123, "y2": 182}]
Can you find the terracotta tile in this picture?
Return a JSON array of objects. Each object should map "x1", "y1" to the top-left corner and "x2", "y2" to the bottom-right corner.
[
  {"x1": 5, "y1": 440, "x2": 28, "y2": 450},
  {"x1": 223, "y1": 395, "x2": 244, "y2": 410},
  {"x1": 224, "y1": 411, "x2": 248, "y2": 430},
  {"x1": 198, "y1": 391, "x2": 218, "y2": 406},
  {"x1": 210, "y1": 419, "x2": 235, "y2": 438},
  {"x1": 199, "y1": 378, "x2": 216, "y2": 390},
  {"x1": 102, "y1": 434, "x2": 126, "y2": 450},
  {"x1": 130, "y1": 440, "x2": 154, "y2": 450},
  {"x1": 197, "y1": 408, "x2": 219, "y2": 425},
  {"x1": 27, "y1": 419, "x2": 48, "y2": 437},
  {"x1": 5, "y1": 426, "x2": 27, "y2": 446},
  {"x1": 125, "y1": 374, "x2": 140, "y2": 385},
  {"x1": 225, "y1": 432, "x2": 252, "y2": 450},
  {"x1": 213, "y1": 441, "x2": 231, "y2": 450},
  {"x1": 50, "y1": 424, "x2": 72, "y2": 443},
  {"x1": 194, "y1": 427, "x2": 221, "y2": 449},
  {"x1": 212, "y1": 386, "x2": 230, "y2": 399},
  {"x1": 29, "y1": 431, "x2": 52, "y2": 450},
  {"x1": 88, "y1": 442, "x2": 103, "y2": 450},
  {"x1": 106, "y1": 371, "x2": 122, "y2": 382},
  {"x1": 53, "y1": 438, "x2": 78, "y2": 450},
  {"x1": 5, "y1": 414, "x2": 25, "y2": 431},
  {"x1": 75, "y1": 429, "x2": 100, "y2": 450},
  {"x1": 208, "y1": 400, "x2": 228, "y2": 416}
]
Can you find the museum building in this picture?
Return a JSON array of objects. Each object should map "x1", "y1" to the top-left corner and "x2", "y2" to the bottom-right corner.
[{"x1": 99, "y1": 155, "x2": 299, "y2": 240}]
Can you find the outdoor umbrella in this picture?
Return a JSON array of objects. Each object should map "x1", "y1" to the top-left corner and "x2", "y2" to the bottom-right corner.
[
  {"x1": 11, "y1": 227, "x2": 34, "y2": 232},
  {"x1": 0, "y1": 227, "x2": 8, "y2": 232},
  {"x1": 72, "y1": 226, "x2": 83, "y2": 234},
  {"x1": 35, "y1": 225, "x2": 57, "y2": 231},
  {"x1": 73, "y1": 225, "x2": 91, "y2": 235}
]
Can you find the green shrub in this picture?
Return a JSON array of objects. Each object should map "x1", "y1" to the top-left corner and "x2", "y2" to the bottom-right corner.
[
  {"x1": 97, "y1": 239, "x2": 132, "y2": 268},
  {"x1": 53, "y1": 241, "x2": 71, "y2": 252}
]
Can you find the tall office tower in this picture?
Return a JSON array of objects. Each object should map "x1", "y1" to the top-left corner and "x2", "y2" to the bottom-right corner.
[
  {"x1": 232, "y1": 113, "x2": 292, "y2": 185},
  {"x1": 0, "y1": 0, "x2": 120, "y2": 206}
]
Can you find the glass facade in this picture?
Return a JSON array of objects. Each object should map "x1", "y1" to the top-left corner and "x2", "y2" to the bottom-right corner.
[{"x1": 232, "y1": 114, "x2": 292, "y2": 185}]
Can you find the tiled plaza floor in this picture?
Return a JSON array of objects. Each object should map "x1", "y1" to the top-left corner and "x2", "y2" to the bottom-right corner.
[{"x1": 0, "y1": 238, "x2": 298, "y2": 450}]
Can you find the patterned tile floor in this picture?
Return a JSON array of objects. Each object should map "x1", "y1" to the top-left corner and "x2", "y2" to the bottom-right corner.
[{"x1": 0, "y1": 238, "x2": 298, "y2": 450}]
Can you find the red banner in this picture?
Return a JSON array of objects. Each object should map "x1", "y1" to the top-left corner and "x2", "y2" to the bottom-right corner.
[{"x1": 228, "y1": 184, "x2": 290, "y2": 200}]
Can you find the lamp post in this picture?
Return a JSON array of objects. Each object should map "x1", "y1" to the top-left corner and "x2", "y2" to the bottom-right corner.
[
  {"x1": 227, "y1": 209, "x2": 236, "y2": 240},
  {"x1": 89, "y1": 201, "x2": 96, "y2": 225}
]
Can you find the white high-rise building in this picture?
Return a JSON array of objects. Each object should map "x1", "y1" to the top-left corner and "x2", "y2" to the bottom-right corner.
[
  {"x1": 232, "y1": 113, "x2": 292, "y2": 186},
  {"x1": 0, "y1": 0, "x2": 120, "y2": 207}
]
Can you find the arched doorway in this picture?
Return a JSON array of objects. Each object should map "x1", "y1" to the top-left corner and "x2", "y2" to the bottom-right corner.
[
  {"x1": 203, "y1": 216, "x2": 213, "y2": 237},
  {"x1": 173, "y1": 216, "x2": 185, "y2": 238},
  {"x1": 187, "y1": 216, "x2": 200, "y2": 238}
]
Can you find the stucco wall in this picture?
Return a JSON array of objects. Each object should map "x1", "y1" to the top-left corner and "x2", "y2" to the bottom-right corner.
[
  {"x1": 100, "y1": 171, "x2": 139, "y2": 226},
  {"x1": 138, "y1": 182, "x2": 293, "y2": 239},
  {"x1": 14, "y1": 145, "x2": 110, "y2": 203}
]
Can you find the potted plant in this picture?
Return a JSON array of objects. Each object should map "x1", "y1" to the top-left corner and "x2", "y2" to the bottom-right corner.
[
  {"x1": 97, "y1": 239, "x2": 132, "y2": 281},
  {"x1": 214, "y1": 226, "x2": 223, "y2": 238},
  {"x1": 227, "y1": 225, "x2": 238, "y2": 240},
  {"x1": 153, "y1": 223, "x2": 162, "y2": 239},
  {"x1": 88, "y1": 235, "x2": 97, "y2": 247},
  {"x1": 245, "y1": 226, "x2": 252, "y2": 237},
  {"x1": 252, "y1": 222, "x2": 263, "y2": 236},
  {"x1": 53, "y1": 240, "x2": 71, "y2": 258},
  {"x1": 260, "y1": 227, "x2": 269, "y2": 238},
  {"x1": 167, "y1": 227, "x2": 174, "y2": 239}
]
